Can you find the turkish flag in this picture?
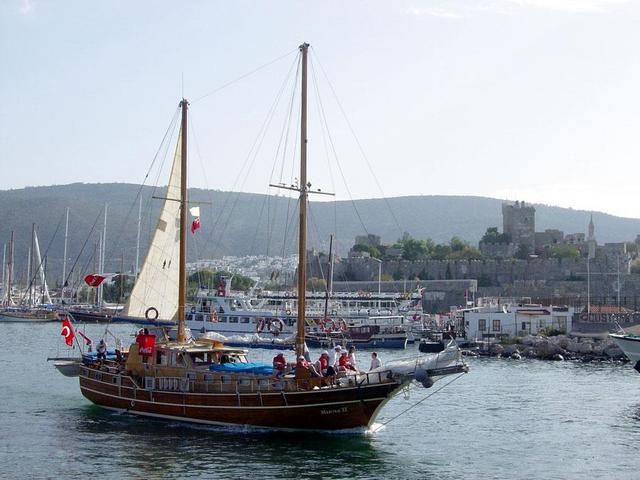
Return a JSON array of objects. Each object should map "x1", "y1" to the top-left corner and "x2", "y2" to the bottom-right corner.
[
  {"x1": 84, "y1": 274, "x2": 106, "y2": 287},
  {"x1": 191, "y1": 217, "x2": 200, "y2": 234},
  {"x1": 61, "y1": 317, "x2": 75, "y2": 347}
]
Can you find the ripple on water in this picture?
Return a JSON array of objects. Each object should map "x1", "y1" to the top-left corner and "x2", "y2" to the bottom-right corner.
[{"x1": 2, "y1": 324, "x2": 640, "y2": 479}]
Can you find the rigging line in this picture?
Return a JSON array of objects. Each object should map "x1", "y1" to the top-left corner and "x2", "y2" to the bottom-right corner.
[
  {"x1": 309, "y1": 59, "x2": 340, "y2": 251},
  {"x1": 20, "y1": 212, "x2": 65, "y2": 304},
  {"x1": 195, "y1": 52, "x2": 299, "y2": 257},
  {"x1": 104, "y1": 108, "x2": 180, "y2": 270},
  {"x1": 205, "y1": 53, "x2": 300, "y2": 256},
  {"x1": 265, "y1": 54, "x2": 301, "y2": 256},
  {"x1": 62, "y1": 208, "x2": 105, "y2": 292},
  {"x1": 278, "y1": 97, "x2": 301, "y2": 259},
  {"x1": 309, "y1": 55, "x2": 370, "y2": 237},
  {"x1": 193, "y1": 48, "x2": 298, "y2": 103},
  {"x1": 311, "y1": 47, "x2": 404, "y2": 234},
  {"x1": 370, "y1": 372, "x2": 466, "y2": 433}
]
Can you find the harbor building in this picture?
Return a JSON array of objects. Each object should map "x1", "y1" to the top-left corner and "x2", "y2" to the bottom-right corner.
[{"x1": 462, "y1": 302, "x2": 574, "y2": 340}]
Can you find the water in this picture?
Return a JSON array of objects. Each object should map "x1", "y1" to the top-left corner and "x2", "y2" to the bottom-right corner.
[{"x1": 1, "y1": 323, "x2": 640, "y2": 479}]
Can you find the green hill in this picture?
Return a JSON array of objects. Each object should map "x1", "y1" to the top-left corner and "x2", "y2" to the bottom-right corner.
[{"x1": 1, "y1": 183, "x2": 638, "y2": 284}]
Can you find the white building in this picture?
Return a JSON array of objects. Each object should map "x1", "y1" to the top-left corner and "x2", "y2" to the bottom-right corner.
[{"x1": 462, "y1": 303, "x2": 574, "y2": 340}]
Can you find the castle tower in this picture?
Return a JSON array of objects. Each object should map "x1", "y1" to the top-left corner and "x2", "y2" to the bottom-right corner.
[{"x1": 502, "y1": 201, "x2": 536, "y2": 251}]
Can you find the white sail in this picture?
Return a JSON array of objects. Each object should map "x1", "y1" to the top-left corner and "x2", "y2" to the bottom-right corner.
[
  {"x1": 122, "y1": 132, "x2": 182, "y2": 321},
  {"x1": 33, "y1": 228, "x2": 51, "y2": 304}
]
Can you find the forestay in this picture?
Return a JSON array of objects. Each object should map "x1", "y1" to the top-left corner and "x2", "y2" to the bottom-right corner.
[{"x1": 122, "y1": 132, "x2": 182, "y2": 321}]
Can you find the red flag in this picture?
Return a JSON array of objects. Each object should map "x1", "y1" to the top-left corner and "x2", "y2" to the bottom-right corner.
[
  {"x1": 191, "y1": 217, "x2": 201, "y2": 234},
  {"x1": 61, "y1": 317, "x2": 75, "y2": 347},
  {"x1": 84, "y1": 274, "x2": 106, "y2": 287}
]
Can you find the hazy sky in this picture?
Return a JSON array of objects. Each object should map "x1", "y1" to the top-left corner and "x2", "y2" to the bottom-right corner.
[{"x1": 2, "y1": 0, "x2": 640, "y2": 218}]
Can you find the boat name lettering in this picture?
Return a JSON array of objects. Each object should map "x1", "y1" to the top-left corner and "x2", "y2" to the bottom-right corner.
[{"x1": 320, "y1": 406, "x2": 348, "y2": 415}]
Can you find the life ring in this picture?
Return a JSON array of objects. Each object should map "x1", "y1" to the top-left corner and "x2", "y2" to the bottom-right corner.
[
  {"x1": 145, "y1": 307, "x2": 159, "y2": 321},
  {"x1": 269, "y1": 318, "x2": 284, "y2": 334},
  {"x1": 190, "y1": 306, "x2": 197, "y2": 314},
  {"x1": 338, "y1": 318, "x2": 348, "y2": 333},
  {"x1": 286, "y1": 309, "x2": 292, "y2": 316},
  {"x1": 211, "y1": 311, "x2": 218, "y2": 323},
  {"x1": 130, "y1": 400, "x2": 135, "y2": 407},
  {"x1": 323, "y1": 319, "x2": 335, "y2": 333},
  {"x1": 256, "y1": 318, "x2": 266, "y2": 333}
]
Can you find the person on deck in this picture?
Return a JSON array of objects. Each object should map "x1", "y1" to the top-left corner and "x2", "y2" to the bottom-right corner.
[
  {"x1": 273, "y1": 352, "x2": 287, "y2": 378},
  {"x1": 369, "y1": 352, "x2": 382, "y2": 371},
  {"x1": 348, "y1": 346, "x2": 358, "y2": 371},
  {"x1": 96, "y1": 339, "x2": 107, "y2": 361},
  {"x1": 297, "y1": 355, "x2": 321, "y2": 377},
  {"x1": 330, "y1": 345, "x2": 342, "y2": 369},
  {"x1": 319, "y1": 351, "x2": 336, "y2": 378},
  {"x1": 338, "y1": 350, "x2": 356, "y2": 372}
]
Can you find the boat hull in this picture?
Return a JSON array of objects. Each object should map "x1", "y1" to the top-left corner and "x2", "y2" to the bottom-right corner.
[
  {"x1": 79, "y1": 368, "x2": 401, "y2": 430},
  {"x1": 610, "y1": 334, "x2": 640, "y2": 369},
  {"x1": 0, "y1": 312, "x2": 58, "y2": 322}
]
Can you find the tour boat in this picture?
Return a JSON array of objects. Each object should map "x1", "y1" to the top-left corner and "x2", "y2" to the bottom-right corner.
[
  {"x1": 610, "y1": 333, "x2": 640, "y2": 372},
  {"x1": 77, "y1": 43, "x2": 467, "y2": 430}
]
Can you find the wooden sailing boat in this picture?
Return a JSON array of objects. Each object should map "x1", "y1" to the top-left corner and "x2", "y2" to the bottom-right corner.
[{"x1": 77, "y1": 44, "x2": 466, "y2": 430}]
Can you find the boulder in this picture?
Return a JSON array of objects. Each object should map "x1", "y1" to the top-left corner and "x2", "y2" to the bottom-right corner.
[
  {"x1": 521, "y1": 335, "x2": 538, "y2": 346},
  {"x1": 522, "y1": 346, "x2": 537, "y2": 358},
  {"x1": 551, "y1": 335, "x2": 570, "y2": 349},
  {"x1": 489, "y1": 343, "x2": 504, "y2": 356},
  {"x1": 552, "y1": 354, "x2": 565, "y2": 361},
  {"x1": 503, "y1": 344, "x2": 521, "y2": 356},
  {"x1": 603, "y1": 345, "x2": 625, "y2": 360},
  {"x1": 535, "y1": 339, "x2": 563, "y2": 359},
  {"x1": 577, "y1": 343, "x2": 593, "y2": 354},
  {"x1": 511, "y1": 352, "x2": 522, "y2": 360}
]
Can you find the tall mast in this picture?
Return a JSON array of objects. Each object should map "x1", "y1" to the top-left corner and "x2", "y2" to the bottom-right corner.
[
  {"x1": 323, "y1": 234, "x2": 333, "y2": 320},
  {"x1": 177, "y1": 98, "x2": 189, "y2": 343},
  {"x1": 1, "y1": 243, "x2": 5, "y2": 296},
  {"x1": 30, "y1": 222, "x2": 35, "y2": 305},
  {"x1": 99, "y1": 204, "x2": 108, "y2": 307},
  {"x1": 7, "y1": 232, "x2": 13, "y2": 306},
  {"x1": 296, "y1": 43, "x2": 309, "y2": 359},
  {"x1": 61, "y1": 207, "x2": 69, "y2": 302}
]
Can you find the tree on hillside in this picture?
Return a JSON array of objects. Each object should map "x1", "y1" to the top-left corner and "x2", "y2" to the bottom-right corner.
[
  {"x1": 550, "y1": 244, "x2": 580, "y2": 260},
  {"x1": 188, "y1": 269, "x2": 255, "y2": 292},
  {"x1": 352, "y1": 243, "x2": 381, "y2": 259},
  {"x1": 481, "y1": 227, "x2": 512, "y2": 244}
]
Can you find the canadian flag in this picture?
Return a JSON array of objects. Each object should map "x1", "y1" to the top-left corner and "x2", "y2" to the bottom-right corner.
[
  {"x1": 61, "y1": 317, "x2": 75, "y2": 347},
  {"x1": 190, "y1": 206, "x2": 201, "y2": 234},
  {"x1": 84, "y1": 274, "x2": 107, "y2": 287}
]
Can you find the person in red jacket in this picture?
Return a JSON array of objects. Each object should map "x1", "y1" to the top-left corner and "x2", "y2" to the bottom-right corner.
[
  {"x1": 272, "y1": 352, "x2": 287, "y2": 378},
  {"x1": 338, "y1": 350, "x2": 357, "y2": 372}
]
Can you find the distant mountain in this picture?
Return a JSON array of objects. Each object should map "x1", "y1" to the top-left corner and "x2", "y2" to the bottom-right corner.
[{"x1": 1, "y1": 183, "x2": 638, "y2": 284}]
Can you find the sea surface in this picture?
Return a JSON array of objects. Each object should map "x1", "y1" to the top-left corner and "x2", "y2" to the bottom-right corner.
[{"x1": 1, "y1": 322, "x2": 640, "y2": 479}]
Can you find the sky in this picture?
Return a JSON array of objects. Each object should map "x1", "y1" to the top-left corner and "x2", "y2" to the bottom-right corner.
[{"x1": 2, "y1": 0, "x2": 640, "y2": 218}]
